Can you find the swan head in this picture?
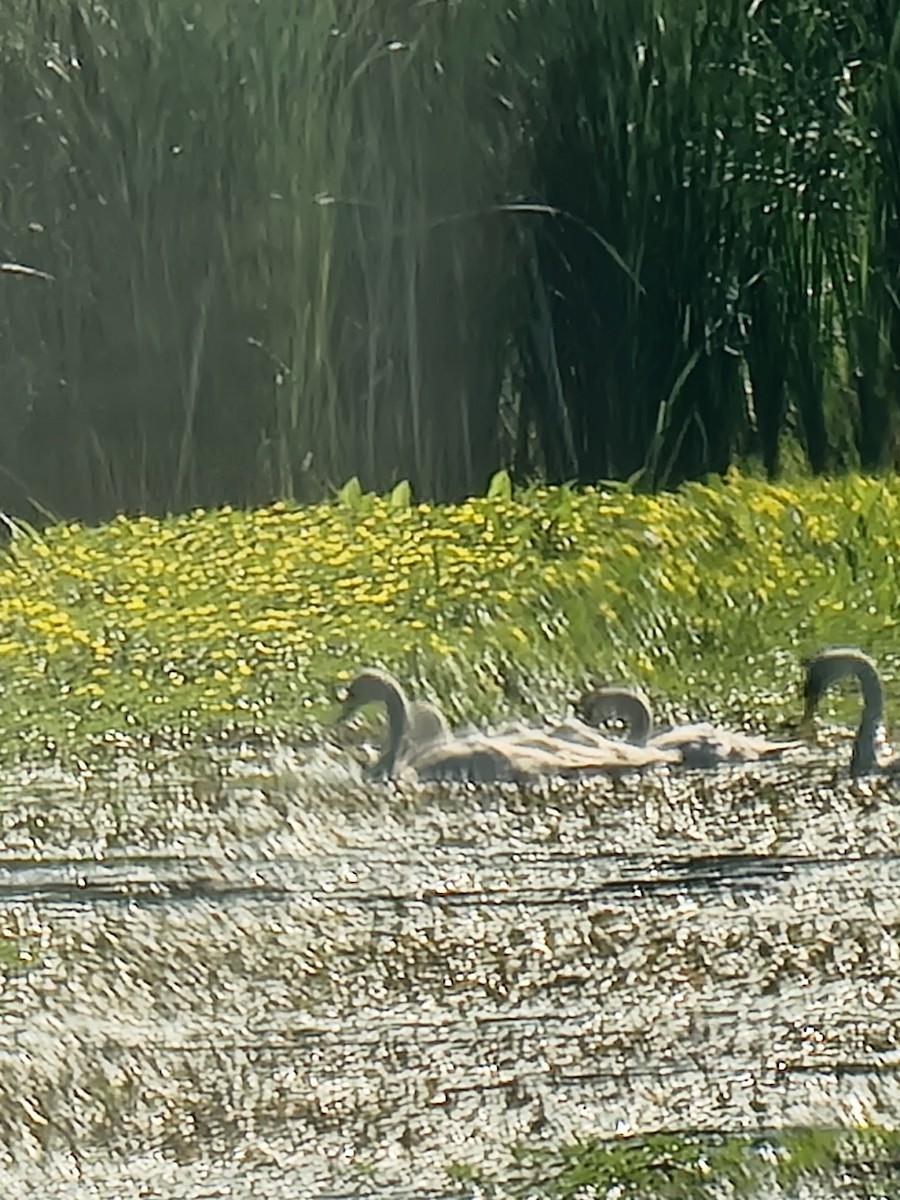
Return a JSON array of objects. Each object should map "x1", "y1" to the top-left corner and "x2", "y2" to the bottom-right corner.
[
  {"x1": 801, "y1": 647, "x2": 879, "y2": 721},
  {"x1": 338, "y1": 668, "x2": 398, "y2": 722},
  {"x1": 574, "y1": 684, "x2": 652, "y2": 732},
  {"x1": 576, "y1": 683, "x2": 650, "y2": 718}
]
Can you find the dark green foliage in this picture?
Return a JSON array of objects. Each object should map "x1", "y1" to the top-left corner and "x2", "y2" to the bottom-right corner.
[
  {"x1": 522, "y1": 1126, "x2": 900, "y2": 1199},
  {"x1": 517, "y1": 0, "x2": 900, "y2": 487},
  {"x1": 0, "y1": 0, "x2": 899, "y2": 519}
]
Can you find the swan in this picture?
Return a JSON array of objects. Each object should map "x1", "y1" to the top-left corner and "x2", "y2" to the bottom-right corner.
[
  {"x1": 340, "y1": 668, "x2": 527, "y2": 781},
  {"x1": 802, "y1": 646, "x2": 894, "y2": 776},
  {"x1": 369, "y1": 697, "x2": 450, "y2": 777},
  {"x1": 339, "y1": 669, "x2": 678, "y2": 782},
  {"x1": 408, "y1": 699, "x2": 450, "y2": 747},
  {"x1": 576, "y1": 684, "x2": 804, "y2": 768},
  {"x1": 490, "y1": 718, "x2": 679, "y2": 768}
]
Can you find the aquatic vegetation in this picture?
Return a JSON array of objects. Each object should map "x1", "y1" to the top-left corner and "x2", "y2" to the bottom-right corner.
[
  {"x1": 519, "y1": 1126, "x2": 900, "y2": 1198},
  {"x1": 0, "y1": 936, "x2": 20, "y2": 970},
  {"x1": 0, "y1": 469, "x2": 899, "y2": 759},
  {"x1": 0, "y1": 929, "x2": 39, "y2": 975}
]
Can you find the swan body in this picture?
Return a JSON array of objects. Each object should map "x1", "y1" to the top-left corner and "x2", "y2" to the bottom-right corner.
[
  {"x1": 490, "y1": 720, "x2": 680, "y2": 769},
  {"x1": 802, "y1": 646, "x2": 893, "y2": 776},
  {"x1": 367, "y1": 697, "x2": 451, "y2": 777},
  {"x1": 341, "y1": 669, "x2": 530, "y2": 781},
  {"x1": 340, "y1": 669, "x2": 677, "y2": 782},
  {"x1": 545, "y1": 713, "x2": 642, "y2": 752},
  {"x1": 408, "y1": 700, "x2": 450, "y2": 747},
  {"x1": 576, "y1": 684, "x2": 803, "y2": 769}
]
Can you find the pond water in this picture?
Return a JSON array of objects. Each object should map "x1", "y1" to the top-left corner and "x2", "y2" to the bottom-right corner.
[{"x1": 1, "y1": 733, "x2": 900, "y2": 1197}]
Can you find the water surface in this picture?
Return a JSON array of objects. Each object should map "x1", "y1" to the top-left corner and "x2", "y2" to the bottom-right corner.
[{"x1": 1, "y1": 739, "x2": 899, "y2": 1197}]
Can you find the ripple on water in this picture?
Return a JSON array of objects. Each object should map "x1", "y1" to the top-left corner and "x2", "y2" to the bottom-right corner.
[{"x1": 1, "y1": 747, "x2": 900, "y2": 1196}]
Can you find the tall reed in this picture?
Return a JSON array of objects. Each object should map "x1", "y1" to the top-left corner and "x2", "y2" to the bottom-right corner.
[
  {"x1": 0, "y1": 0, "x2": 522, "y2": 519},
  {"x1": 515, "y1": 0, "x2": 895, "y2": 487},
  {"x1": 0, "y1": 0, "x2": 898, "y2": 520}
]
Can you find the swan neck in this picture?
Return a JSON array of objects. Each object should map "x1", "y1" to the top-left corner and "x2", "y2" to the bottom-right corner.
[
  {"x1": 373, "y1": 678, "x2": 410, "y2": 777},
  {"x1": 852, "y1": 657, "x2": 884, "y2": 776},
  {"x1": 625, "y1": 694, "x2": 653, "y2": 744}
]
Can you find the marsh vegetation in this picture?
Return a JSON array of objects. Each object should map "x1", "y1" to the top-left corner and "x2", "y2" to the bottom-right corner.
[
  {"x1": 3, "y1": 5, "x2": 900, "y2": 1185},
  {"x1": 3, "y1": 744, "x2": 900, "y2": 1198},
  {"x1": 1, "y1": 1, "x2": 900, "y2": 519}
]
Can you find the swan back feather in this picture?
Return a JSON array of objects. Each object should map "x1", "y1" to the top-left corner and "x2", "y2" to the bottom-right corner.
[{"x1": 576, "y1": 683, "x2": 803, "y2": 768}]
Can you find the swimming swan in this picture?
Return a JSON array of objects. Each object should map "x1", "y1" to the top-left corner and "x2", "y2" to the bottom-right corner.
[
  {"x1": 370, "y1": 697, "x2": 450, "y2": 777},
  {"x1": 576, "y1": 684, "x2": 804, "y2": 768},
  {"x1": 340, "y1": 669, "x2": 678, "y2": 782},
  {"x1": 802, "y1": 646, "x2": 894, "y2": 776},
  {"x1": 492, "y1": 718, "x2": 679, "y2": 768},
  {"x1": 341, "y1": 668, "x2": 530, "y2": 781}
]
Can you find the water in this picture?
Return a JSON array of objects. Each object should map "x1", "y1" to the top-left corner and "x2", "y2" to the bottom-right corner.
[{"x1": 1, "y1": 735, "x2": 900, "y2": 1197}]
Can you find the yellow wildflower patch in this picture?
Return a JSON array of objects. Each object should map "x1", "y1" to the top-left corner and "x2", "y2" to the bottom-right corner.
[{"x1": 0, "y1": 468, "x2": 895, "y2": 756}]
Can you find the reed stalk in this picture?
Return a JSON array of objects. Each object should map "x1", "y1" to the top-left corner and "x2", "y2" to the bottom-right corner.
[{"x1": 0, "y1": 0, "x2": 897, "y2": 520}]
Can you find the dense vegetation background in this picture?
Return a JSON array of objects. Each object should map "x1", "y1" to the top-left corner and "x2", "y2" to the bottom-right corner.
[{"x1": 0, "y1": 0, "x2": 898, "y2": 522}]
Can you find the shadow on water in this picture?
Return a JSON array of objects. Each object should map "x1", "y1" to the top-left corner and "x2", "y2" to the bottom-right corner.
[{"x1": 1, "y1": 744, "x2": 900, "y2": 1197}]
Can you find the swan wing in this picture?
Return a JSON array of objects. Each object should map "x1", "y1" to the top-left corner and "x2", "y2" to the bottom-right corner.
[
  {"x1": 650, "y1": 722, "x2": 805, "y2": 767},
  {"x1": 411, "y1": 734, "x2": 526, "y2": 783},
  {"x1": 409, "y1": 724, "x2": 677, "y2": 781},
  {"x1": 547, "y1": 716, "x2": 626, "y2": 749},
  {"x1": 487, "y1": 728, "x2": 678, "y2": 770}
]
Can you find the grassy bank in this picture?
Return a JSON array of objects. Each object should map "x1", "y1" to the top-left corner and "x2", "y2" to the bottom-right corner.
[
  {"x1": 0, "y1": 469, "x2": 897, "y2": 761},
  {"x1": 504, "y1": 1126, "x2": 900, "y2": 1198}
]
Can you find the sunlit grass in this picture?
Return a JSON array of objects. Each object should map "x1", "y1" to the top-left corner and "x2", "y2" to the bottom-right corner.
[
  {"x1": 0, "y1": 469, "x2": 898, "y2": 760},
  {"x1": 0, "y1": 928, "x2": 38, "y2": 974},
  {"x1": 0, "y1": 937, "x2": 19, "y2": 969}
]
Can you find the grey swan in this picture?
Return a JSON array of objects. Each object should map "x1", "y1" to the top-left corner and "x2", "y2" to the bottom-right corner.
[
  {"x1": 340, "y1": 669, "x2": 678, "y2": 782},
  {"x1": 576, "y1": 683, "x2": 804, "y2": 769},
  {"x1": 802, "y1": 646, "x2": 895, "y2": 776},
  {"x1": 370, "y1": 696, "x2": 450, "y2": 777}
]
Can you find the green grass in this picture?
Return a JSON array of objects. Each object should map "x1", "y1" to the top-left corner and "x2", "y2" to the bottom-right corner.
[
  {"x1": 509, "y1": 1126, "x2": 900, "y2": 1198},
  {"x1": 0, "y1": 938, "x2": 20, "y2": 970},
  {"x1": 0, "y1": 469, "x2": 899, "y2": 762},
  {"x1": 0, "y1": 932, "x2": 39, "y2": 975}
]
